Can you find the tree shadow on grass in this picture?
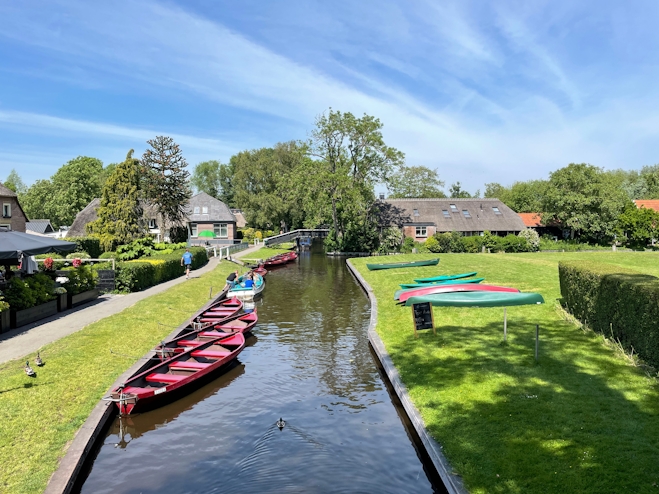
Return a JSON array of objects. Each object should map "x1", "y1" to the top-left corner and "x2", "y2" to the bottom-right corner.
[
  {"x1": 386, "y1": 317, "x2": 659, "y2": 493},
  {"x1": 0, "y1": 380, "x2": 53, "y2": 395}
]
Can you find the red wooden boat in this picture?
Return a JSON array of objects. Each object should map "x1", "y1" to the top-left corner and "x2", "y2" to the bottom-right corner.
[
  {"x1": 193, "y1": 297, "x2": 243, "y2": 325},
  {"x1": 106, "y1": 332, "x2": 245, "y2": 414},
  {"x1": 188, "y1": 311, "x2": 258, "y2": 333},
  {"x1": 396, "y1": 284, "x2": 520, "y2": 304},
  {"x1": 253, "y1": 266, "x2": 268, "y2": 277},
  {"x1": 262, "y1": 251, "x2": 298, "y2": 267}
]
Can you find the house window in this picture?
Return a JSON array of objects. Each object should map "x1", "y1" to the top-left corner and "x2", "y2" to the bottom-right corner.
[
  {"x1": 492, "y1": 207, "x2": 502, "y2": 215},
  {"x1": 214, "y1": 223, "x2": 228, "y2": 238},
  {"x1": 413, "y1": 209, "x2": 419, "y2": 216},
  {"x1": 462, "y1": 210, "x2": 472, "y2": 218},
  {"x1": 190, "y1": 223, "x2": 198, "y2": 237},
  {"x1": 193, "y1": 206, "x2": 200, "y2": 214},
  {"x1": 450, "y1": 204, "x2": 458, "y2": 212},
  {"x1": 202, "y1": 206, "x2": 208, "y2": 214},
  {"x1": 415, "y1": 226, "x2": 427, "y2": 237},
  {"x1": 442, "y1": 209, "x2": 450, "y2": 218},
  {"x1": 2, "y1": 203, "x2": 10, "y2": 218},
  {"x1": 148, "y1": 219, "x2": 157, "y2": 229}
]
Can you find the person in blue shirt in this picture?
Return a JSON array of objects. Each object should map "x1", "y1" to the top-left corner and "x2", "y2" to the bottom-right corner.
[
  {"x1": 180, "y1": 249, "x2": 194, "y2": 279},
  {"x1": 243, "y1": 273, "x2": 254, "y2": 289}
]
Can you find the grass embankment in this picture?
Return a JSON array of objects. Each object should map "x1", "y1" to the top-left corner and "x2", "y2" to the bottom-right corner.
[
  {"x1": 351, "y1": 252, "x2": 659, "y2": 494},
  {"x1": 240, "y1": 245, "x2": 294, "y2": 264},
  {"x1": 0, "y1": 262, "x2": 238, "y2": 494}
]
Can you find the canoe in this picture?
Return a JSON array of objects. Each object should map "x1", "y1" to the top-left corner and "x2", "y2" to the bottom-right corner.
[
  {"x1": 227, "y1": 273, "x2": 265, "y2": 300},
  {"x1": 193, "y1": 297, "x2": 243, "y2": 325},
  {"x1": 395, "y1": 284, "x2": 520, "y2": 302},
  {"x1": 263, "y1": 252, "x2": 297, "y2": 267},
  {"x1": 399, "y1": 278, "x2": 485, "y2": 289},
  {"x1": 106, "y1": 332, "x2": 245, "y2": 414},
  {"x1": 413, "y1": 272, "x2": 477, "y2": 283},
  {"x1": 366, "y1": 258, "x2": 439, "y2": 271},
  {"x1": 404, "y1": 291, "x2": 545, "y2": 307}
]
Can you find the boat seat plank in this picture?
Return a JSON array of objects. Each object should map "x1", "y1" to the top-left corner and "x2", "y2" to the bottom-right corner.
[
  {"x1": 177, "y1": 339, "x2": 204, "y2": 347},
  {"x1": 217, "y1": 320, "x2": 248, "y2": 329},
  {"x1": 169, "y1": 361, "x2": 212, "y2": 370},
  {"x1": 146, "y1": 373, "x2": 187, "y2": 384},
  {"x1": 199, "y1": 331, "x2": 229, "y2": 338},
  {"x1": 191, "y1": 349, "x2": 231, "y2": 359}
]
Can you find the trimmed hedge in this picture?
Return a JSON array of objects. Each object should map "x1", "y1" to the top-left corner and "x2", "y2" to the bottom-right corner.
[
  {"x1": 559, "y1": 261, "x2": 659, "y2": 369},
  {"x1": 114, "y1": 247, "x2": 208, "y2": 292}
]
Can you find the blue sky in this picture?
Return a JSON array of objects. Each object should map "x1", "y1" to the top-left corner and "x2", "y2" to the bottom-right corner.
[{"x1": 1, "y1": 0, "x2": 659, "y2": 195}]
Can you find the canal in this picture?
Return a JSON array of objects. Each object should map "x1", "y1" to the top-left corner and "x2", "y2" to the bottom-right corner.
[{"x1": 80, "y1": 244, "x2": 444, "y2": 493}]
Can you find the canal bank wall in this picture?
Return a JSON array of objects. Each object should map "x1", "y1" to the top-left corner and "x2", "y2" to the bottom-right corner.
[{"x1": 346, "y1": 259, "x2": 467, "y2": 494}]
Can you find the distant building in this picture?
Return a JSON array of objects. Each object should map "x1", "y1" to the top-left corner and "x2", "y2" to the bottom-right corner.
[
  {"x1": 26, "y1": 219, "x2": 55, "y2": 236},
  {"x1": 0, "y1": 182, "x2": 28, "y2": 232},
  {"x1": 230, "y1": 208, "x2": 247, "y2": 228},
  {"x1": 634, "y1": 200, "x2": 659, "y2": 212},
  {"x1": 187, "y1": 192, "x2": 237, "y2": 244},
  {"x1": 380, "y1": 198, "x2": 526, "y2": 242}
]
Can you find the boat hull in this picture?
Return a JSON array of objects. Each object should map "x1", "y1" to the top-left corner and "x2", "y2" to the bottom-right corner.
[
  {"x1": 399, "y1": 278, "x2": 485, "y2": 289},
  {"x1": 366, "y1": 258, "x2": 439, "y2": 271},
  {"x1": 395, "y1": 284, "x2": 520, "y2": 302},
  {"x1": 413, "y1": 271, "x2": 477, "y2": 283},
  {"x1": 404, "y1": 291, "x2": 545, "y2": 307}
]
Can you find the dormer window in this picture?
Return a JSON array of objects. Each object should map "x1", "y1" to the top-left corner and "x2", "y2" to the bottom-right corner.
[
  {"x1": 450, "y1": 204, "x2": 458, "y2": 212},
  {"x1": 413, "y1": 209, "x2": 419, "y2": 217},
  {"x1": 202, "y1": 207, "x2": 208, "y2": 214}
]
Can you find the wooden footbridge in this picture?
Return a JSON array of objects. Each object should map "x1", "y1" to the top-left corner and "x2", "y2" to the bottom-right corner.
[{"x1": 264, "y1": 229, "x2": 329, "y2": 247}]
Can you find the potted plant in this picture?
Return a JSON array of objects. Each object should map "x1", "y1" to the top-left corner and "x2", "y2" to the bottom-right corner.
[
  {"x1": 65, "y1": 264, "x2": 99, "y2": 307},
  {"x1": 55, "y1": 287, "x2": 69, "y2": 312},
  {"x1": 5, "y1": 274, "x2": 57, "y2": 328}
]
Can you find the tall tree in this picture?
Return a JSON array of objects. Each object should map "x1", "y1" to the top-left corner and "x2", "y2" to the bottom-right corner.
[
  {"x1": 87, "y1": 150, "x2": 145, "y2": 250},
  {"x1": 191, "y1": 160, "x2": 221, "y2": 198},
  {"x1": 230, "y1": 142, "x2": 306, "y2": 229},
  {"x1": 542, "y1": 163, "x2": 630, "y2": 241},
  {"x1": 4, "y1": 169, "x2": 27, "y2": 194},
  {"x1": 387, "y1": 166, "x2": 445, "y2": 198},
  {"x1": 484, "y1": 182, "x2": 508, "y2": 200},
  {"x1": 141, "y1": 136, "x2": 191, "y2": 236},
  {"x1": 20, "y1": 179, "x2": 56, "y2": 222},
  {"x1": 616, "y1": 203, "x2": 659, "y2": 249},
  {"x1": 302, "y1": 109, "x2": 404, "y2": 250},
  {"x1": 449, "y1": 182, "x2": 478, "y2": 198}
]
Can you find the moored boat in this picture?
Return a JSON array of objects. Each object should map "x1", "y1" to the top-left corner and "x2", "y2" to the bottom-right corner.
[
  {"x1": 404, "y1": 291, "x2": 545, "y2": 307},
  {"x1": 395, "y1": 284, "x2": 520, "y2": 303},
  {"x1": 227, "y1": 273, "x2": 265, "y2": 300},
  {"x1": 366, "y1": 258, "x2": 439, "y2": 271},
  {"x1": 106, "y1": 332, "x2": 245, "y2": 415},
  {"x1": 399, "y1": 277, "x2": 485, "y2": 289},
  {"x1": 193, "y1": 297, "x2": 243, "y2": 325}
]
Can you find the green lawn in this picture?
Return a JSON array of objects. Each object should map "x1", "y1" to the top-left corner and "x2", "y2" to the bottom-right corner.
[
  {"x1": 0, "y1": 262, "x2": 238, "y2": 494},
  {"x1": 240, "y1": 245, "x2": 294, "y2": 264},
  {"x1": 351, "y1": 252, "x2": 659, "y2": 494}
]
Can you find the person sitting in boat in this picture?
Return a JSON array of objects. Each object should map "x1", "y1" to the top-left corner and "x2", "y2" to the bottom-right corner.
[
  {"x1": 225, "y1": 270, "x2": 239, "y2": 290},
  {"x1": 243, "y1": 273, "x2": 254, "y2": 289}
]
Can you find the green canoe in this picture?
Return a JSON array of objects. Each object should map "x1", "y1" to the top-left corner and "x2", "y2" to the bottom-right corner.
[
  {"x1": 413, "y1": 271, "x2": 477, "y2": 283},
  {"x1": 399, "y1": 278, "x2": 484, "y2": 289},
  {"x1": 366, "y1": 258, "x2": 439, "y2": 271},
  {"x1": 404, "y1": 291, "x2": 544, "y2": 307}
]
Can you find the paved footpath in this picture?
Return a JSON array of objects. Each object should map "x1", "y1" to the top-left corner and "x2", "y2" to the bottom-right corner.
[{"x1": 0, "y1": 245, "x2": 264, "y2": 365}]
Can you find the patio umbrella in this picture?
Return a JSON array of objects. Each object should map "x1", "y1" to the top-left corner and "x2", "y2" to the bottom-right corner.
[
  {"x1": 0, "y1": 230, "x2": 77, "y2": 260},
  {"x1": 198, "y1": 231, "x2": 216, "y2": 238}
]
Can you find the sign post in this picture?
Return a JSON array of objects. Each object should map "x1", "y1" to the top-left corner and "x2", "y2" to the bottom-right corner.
[{"x1": 411, "y1": 302, "x2": 435, "y2": 338}]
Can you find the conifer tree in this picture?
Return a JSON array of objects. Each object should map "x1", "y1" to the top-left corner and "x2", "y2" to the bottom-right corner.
[
  {"x1": 141, "y1": 136, "x2": 191, "y2": 238},
  {"x1": 88, "y1": 150, "x2": 145, "y2": 250}
]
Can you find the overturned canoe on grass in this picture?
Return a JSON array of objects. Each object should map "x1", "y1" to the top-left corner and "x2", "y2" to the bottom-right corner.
[
  {"x1": 366, "y1": 258, "x2": 439, "y2": 271},
  {"x1": 404, "y1": 291, "x2": 544, "y2": 307},
  {"x1": 395, "y1": 284, "x2": 520, "y2": 302},
  {"x1": 413, "y1": 271, "x2": 478, "y2": 283},
  {"x1": 399, "y1": 278, "x2": 485, "y2": 289}
]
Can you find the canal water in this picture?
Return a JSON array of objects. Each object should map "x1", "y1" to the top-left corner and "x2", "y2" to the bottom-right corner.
[{"x1": 80, "y1": 244, "x2": 443, "y2": 493}]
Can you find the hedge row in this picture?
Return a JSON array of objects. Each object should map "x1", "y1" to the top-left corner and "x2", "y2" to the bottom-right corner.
[
  {"x1": 114, "y1": 248, "x2": 208, "y2": 292},
  {"x1": 558, "y1": 261, "x2": 659, "y2": 369}
]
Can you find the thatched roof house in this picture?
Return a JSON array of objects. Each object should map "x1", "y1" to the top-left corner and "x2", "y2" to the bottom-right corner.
[{"x1": 381, "y1": 198, "x2": 526, "y2": 241}]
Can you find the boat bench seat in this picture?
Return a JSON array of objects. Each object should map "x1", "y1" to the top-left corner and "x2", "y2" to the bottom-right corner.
[
  {"x1": 145, "y1": 373, "x2": 187, "y2": 384},
  {"x1": 177, "y1": 339, "x2": 204, "y2": 347},
  {"x1": 199, "y1": 317, "x2": 229, "y2": 323},
  {"x1": 121, "y1": 386, "x2": 151, "y2": 396},
  {"x1": 199, "y1": 331, "x2": 229, "y2": 338},
  {"x1": 217, "y1": 321, "x2": 248, "y2": 330},
  {"x1": 205, "y1": 310, "x2": 234, "y2": 315},
  {"x1": 169, "y1": 361, "x2": 211, "y2": 370},
  {"x1": 191, "y1": 349, "x2": 231, "y2": 359}
]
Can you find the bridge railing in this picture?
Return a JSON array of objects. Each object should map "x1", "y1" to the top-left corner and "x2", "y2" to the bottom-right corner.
[{"x1": 264, "y1": 229, "x2": 329, "y2": 246}]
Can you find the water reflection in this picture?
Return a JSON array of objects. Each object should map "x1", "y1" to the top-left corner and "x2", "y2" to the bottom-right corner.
[{"x1": 80, "y1": 243, "x2": 439, "y2": 493}]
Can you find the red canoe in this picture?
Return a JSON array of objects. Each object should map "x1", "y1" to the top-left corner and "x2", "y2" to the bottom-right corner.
[
  {"x1": 397, "y1": 284, "x2": 520, "y2": 304},
  {"x1": 194, "y1": 310, "x2": 258, "y2": 332},
  {"x1": 107, "y1": 332, "x2": 245, "y2": 414},
  {"x1": 193, "y1": 297, "x2": 243, "y2": 324}
]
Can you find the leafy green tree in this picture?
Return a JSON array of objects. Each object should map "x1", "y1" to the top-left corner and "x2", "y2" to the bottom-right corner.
[
  {"x1": 88, "y1": 150, "x2": 145, "y2": 251},
  {"x1": 505, "y1": 180, "x2": 548, "y2": 212},
  {"x1": 449, "y1": 182, "x2": 478, "y2": 198},
  {"x1": 141, "y1": 136, "x2": 192, "y2": 235},
  {"x1": 484, "y1": 182, "x2": 508, "y2": 200},
  {"x1": 4, "y1": 169, "x2": 27, "y2": 194},
  {"x1": 387, "y1": 166, "x2": 445, "y2": 198},
  {"x1": 49, "y1": 156, "x2": 104, "y2": 227},
  {"x1": 616, "y1": 203, "x2": 659, "y2": 249},
  {"x1": 20, "y1": 179, "x2": 56, "y2": 221},
  {"x1": 542, "y1": 163, "x2": 630, "y2": 241},
  {"x1": 191, "y1": 160, "x2": 222, "y2": 198},
  {"x1": 302, "y1": 109, "x2": 404, "y2": 250}
]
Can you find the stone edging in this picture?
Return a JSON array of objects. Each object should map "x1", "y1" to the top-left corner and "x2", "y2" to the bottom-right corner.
[
  {"x1": 45, "y1": 286, "x2": 230, "y2": 494},
  {"x1": 346, "y1": 259, "x2": 467, "y2": 494}
]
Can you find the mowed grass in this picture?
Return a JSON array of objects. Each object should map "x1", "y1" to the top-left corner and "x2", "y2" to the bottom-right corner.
[
  {"x1": 240, "y1": 245, "x2": 294, "y2": 264},
  {"x1": 351, "y1": 252, "x2": 659, "y2": 494},
  {"x1": 0, "y1": 262, "x2": 238, "y2": 494}
]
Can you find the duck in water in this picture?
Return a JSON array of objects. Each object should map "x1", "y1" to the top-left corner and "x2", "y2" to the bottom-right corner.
[{"x1": 276, "y1": 418, "x2": 285, "y2": 430}]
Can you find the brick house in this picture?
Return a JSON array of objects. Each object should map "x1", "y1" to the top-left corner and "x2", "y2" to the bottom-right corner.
[
  {"x1": 187, "y1": 192, "x2": 237, "y2": 244},
  {"x1": 381, "y1": 198, "x2": 526, "y2": 242},
  {"x1": 0, "y1": 182, "x2": 28, "y2": 232}
]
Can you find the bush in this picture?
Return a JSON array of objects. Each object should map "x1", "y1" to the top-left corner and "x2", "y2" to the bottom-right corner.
[
  {"x1": 400, "y1": 236, "x2": 416, "y2": 254},
  {"x1": 66, "y1": 237, "x2": 102, "y2": 258},
  {"x1": 433, "y1": 232, "x2": 465, "y2": 253},
  {"x1": 0, "y1": 294, "x2": 9, "y2": 313},
  {"x1": 501, "y1": 234, "x2": 530, "y2": 253},
  {"x1": 66, "y1": 251, "x2": 90, "y2": 260},
  {"x1": 99, "y1": 251, "x2": 117, "y2": 259},
  {"x1": 461, "y1": 236, "x2": 484, "y2": 253},
  {"x1": 63, "y1": 265, "x2": 97, "y2": 295},
  {"x1": 518, "y1": 228, "x2": 540, "y2": 252},
  {"x1": 169, "y1": 226, "x2": 188, "y2": 243},
  {"x1": 26, "y1": 273, "x2": 56, "y2": 305},
  {"x1": 559, "y1": 261, "x2": 659, "y2": 370},
  {"x1": 3, "y1": 278, "x2": 37, "y2": 311},
  {"x1": 424, "y1": 236, "x2": 440, "y2": 253}
]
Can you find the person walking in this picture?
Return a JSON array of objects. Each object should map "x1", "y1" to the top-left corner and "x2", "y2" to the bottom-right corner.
[{"x1": 181, "y1": 248, "x2": 193, "y2": 279}]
